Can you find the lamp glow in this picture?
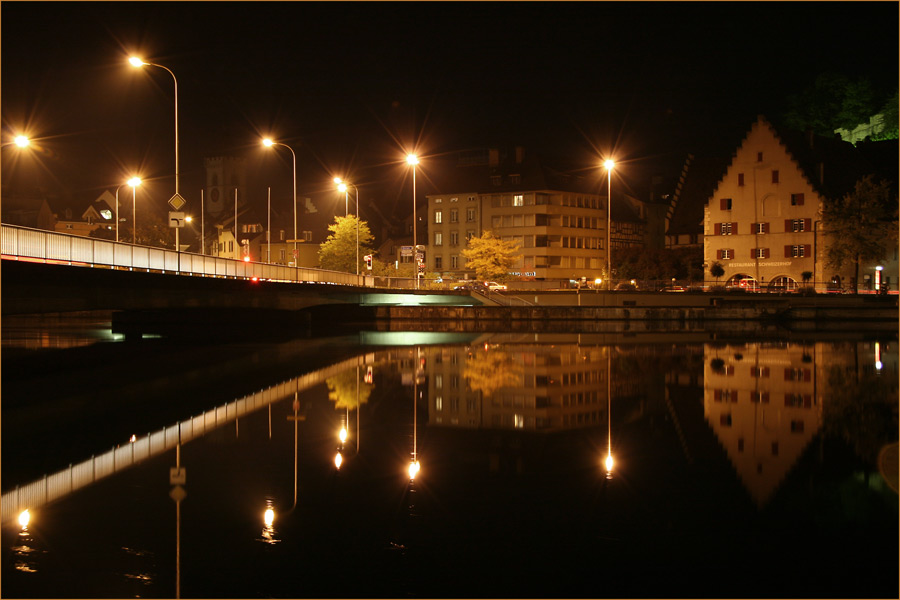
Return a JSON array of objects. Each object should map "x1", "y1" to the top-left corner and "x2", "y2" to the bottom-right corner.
[
  {"x1": 605, "y1": 454, "x2": 614, "y2": 473},
  {"x1": 604, "y1": 159, "x2": 615, "y2": 171},
  {"x1": 128, "y1": 56, "x2": 145, "y2": 67},
  {"x1": 408, "y1": 460, "x2": 420, "y2": 480},
  {"x1": 262, "y1": 138, "x2": 274, "y2": 147},
  {"x1": 18, "y1": 509, "x2": 30, "y2": 529},
  {"x1": 339, "y1": 427, "x2": 348, "y2": 444},
  {"x1": 264, "y1": 507, "x2": 275, "y2": 527},
  {"x1": 14, "y1": 135, "x2": 29, "y2": 148},
  {"x1": 406, "y1": 154, "x2": 419, "y2": 166},
  {"x1": 334, "y1": 452, "x2": 343, "y2": 469},
  {"x1": 128, "y1": 176, "x2": 141, "y2": 187}
]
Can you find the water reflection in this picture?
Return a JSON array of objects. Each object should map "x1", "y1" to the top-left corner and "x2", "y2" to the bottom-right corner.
[{"x1": 2, "y1": 331, "x2": 897, "y2": 599}]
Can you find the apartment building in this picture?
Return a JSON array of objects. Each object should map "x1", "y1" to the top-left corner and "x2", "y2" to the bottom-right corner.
[{"x1": 425, "y1": 147, "x2": 607, "y2": 282}]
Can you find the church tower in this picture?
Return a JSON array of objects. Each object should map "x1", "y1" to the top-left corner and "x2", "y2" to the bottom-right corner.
[{"x1": 204, "y1": 156, "x2": 247, "y2": 217}]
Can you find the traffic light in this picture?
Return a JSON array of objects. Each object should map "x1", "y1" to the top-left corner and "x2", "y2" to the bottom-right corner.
[
  {"x1": 364, "y1": 366, "x2": 373, "y2": 384},
  {"x1": 364, "y1": 254, "x2": 373, "y2": 270}
]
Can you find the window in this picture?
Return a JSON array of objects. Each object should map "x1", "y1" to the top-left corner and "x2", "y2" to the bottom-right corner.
[
  {"x1": 303, "y1": 231, "x2": 312, "y2": 242},
  {"x1": 786, "y1": 244, "x2": 810, "y2": 258},
  {"x1": 718, "y1": 248, "x2": 734, "y2": 259},
  {"x1": 788, "y1": 218, "x2": 809, "y2": 232},
  {"x1": 450, "y1": 197, "x2": 458, "y2": 203},
  {"x1": 510, "y1": 174, "x2": 521, "y2": 184},
  {"x1": 754, "y1": 222, "x2": 769, "y2": 234},
  {"x1": 720, "y1": 198, "x2": 732, "y2": 210},
  {"x1": 491, "y1": 175, "x2": 501, "y2": 186},
  {"x1": 434, "y1": 210, "x2": 442, "y2": 224},
  {"x1": 791, "y1": 193, "x2": 805, "y2": 206},
  {"x1": 467, "y1": 230, "x2": 476, "y2": 241},
  {"x1": 450, "y1": 209, "x2": 458, "y2": 223},
  {"x1": 757, "y1": 152, "x2": 763, "y2": 162},
  {"x1": 450, "y1": 231, "x2": 459, "y2": 246},
  {"x1": 513, "y1": 194, "x2": 524, "y2": 206},
  {"x1": 753, "y1": 247, "x2": 769, "y2": 259},
  {"x1": 280, "y1": 249, "x2": 286, "y2": 260},
  {"x1": 451, "y1": 255, "x2": 459, "y2": 268},
  {"x1": 738, "y1": 173, "x2": 744, "y2": 186},
  {"x1": 716, "y1": 222, "x2": 735, "y2": 235},
  {"x1": 434, "y1": 232, "x2": 443, "y2": 245},
  {"x1": 434, "y1": 256, "x2": 442, "y2": 269},
  {"x1": 772, "y1": 170, "x2": 779, "y2": 183},
  {"x1": 466, "y1": 208, "x2": 476, "y2": 222},
  {"x1": 468, "y1": 195, "x2": 476, "y2": 202},
  {"x1": 434, "y1": 198, "x2": 442, "y2": 204},
  {"x1": 280, "y1": 230, "x2": 285, "y2": 241}
]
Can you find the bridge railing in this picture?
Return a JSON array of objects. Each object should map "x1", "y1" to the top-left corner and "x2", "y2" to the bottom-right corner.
[
  {"x1": 0, "y1": 353, "x2": 370, "y2": 524},
  {"x1": 1, "y1": 224, "x2": 380, "y2": 287}
]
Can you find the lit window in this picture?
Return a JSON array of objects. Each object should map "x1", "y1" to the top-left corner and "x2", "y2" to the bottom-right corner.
[
  {"x1": 720, "y1": 222, "x2": 733, "y2": 235},
  {"x1": 754, "y1": 248, "x2": 768, "y2": 258},
  {"x1": 754, "y1": 222, "x2": 768, "y2": 234},
  {"x1": 513, "y1": 194, "x2": 524, "y2": 206},
  {"x1": 435, "y1": 210, "x2": 442, "y2": 224},
  {"x1": 720, "y1": 248, "x2": 734, "y2": 259},
  {"x1": 435, "y1": 232, "x2": 443, "y2": 245},
  {"x1": 434, "y1": 198, "x2": 442, "y2": 204},
  {"x1": 790, "y1": 245, "x2": 806, "y2": 257},
  {"x1": 791, "y1": 219, "x2": 806, "y2": 232},
  {"x1": 450, "y1": 197, "x2": 458, "y2": 203}
]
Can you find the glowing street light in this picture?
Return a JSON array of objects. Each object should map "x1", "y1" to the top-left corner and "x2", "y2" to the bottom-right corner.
[
  {"x1": 14, "y1": 135, "x2": 30, "y2": 148},
  {"x1": 263, "y1": 138, "x2": 298, "y2": 264},
  {"x1": 114, "y1": 176, "x2": 141, "y2": 243},
  {"x1": 407, "y1": 154, "x2": 420, "y2": 289},
  {"x1": 604, "y1": 159, "x2": 615, "y2": 290}
]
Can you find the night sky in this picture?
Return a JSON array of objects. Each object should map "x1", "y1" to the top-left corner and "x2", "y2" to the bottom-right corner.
[{"x1": 2, "y1": 1, "x2": 897, "y2": 221}]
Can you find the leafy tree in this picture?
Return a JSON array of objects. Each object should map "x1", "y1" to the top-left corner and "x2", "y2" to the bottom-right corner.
[
  {"x1": 318, "y1": 215, "x2": 374, "y2": 273},
  {"x1": 872, "y1": 90, "x2": 899, "y2": 141},
  {"x1": 783, "y1": 73, "x2": 881, "y2": 135},
  {"x1": 824, "y1": 175, "x2": 897, "y2": 293},
  {"x1": 461, "y1": 230, "x2": 520, "y2": 281},
  {"x1": 801, "y1": 271, "x2": 814, "y2": 285},
  {"x1": 709, "y1": 261, "x2": 725, "y2": 284},
  {"x1": 464, "y1": 348, "x2": 521, "y2": 397}
]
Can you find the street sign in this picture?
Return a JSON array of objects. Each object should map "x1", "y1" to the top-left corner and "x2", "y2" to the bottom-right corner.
[
  {"x1": 168, "y1": 193, "x2": 187, "y2": 211},
  {"x1": 169, "y1": 211, "x2": 186, "y2": 228},
  {"x1": 400, "y1": 245, "x2": 413, "y2": 257},
  {"x1": 169, "y1": 485, "x2": 187, "y2": 502}
]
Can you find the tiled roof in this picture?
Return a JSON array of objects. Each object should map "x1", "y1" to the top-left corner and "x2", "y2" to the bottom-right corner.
[{"x1": 666, "y1": 154, "x2": 729, "y2": 237}]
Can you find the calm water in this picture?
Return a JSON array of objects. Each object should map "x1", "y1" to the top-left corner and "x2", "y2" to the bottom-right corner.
[{"x1": 2, "y1": 316, "x2": 898, "y2": 599}]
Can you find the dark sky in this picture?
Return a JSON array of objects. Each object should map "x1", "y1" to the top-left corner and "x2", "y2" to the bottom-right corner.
[{"x1": 2, "y1": 1, "x2": 897, "y2": 221}]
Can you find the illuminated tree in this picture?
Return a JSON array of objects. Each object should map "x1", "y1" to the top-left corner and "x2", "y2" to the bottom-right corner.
[
  {"x1": 326, "y1": 368, "x2": 373, "y2": 410},
  {"x1": 461, "y1": 230, "x2": 520, "y2": 281},
  {"x1": 318, "y1": 215, "x2": 374, "y2": 273}
]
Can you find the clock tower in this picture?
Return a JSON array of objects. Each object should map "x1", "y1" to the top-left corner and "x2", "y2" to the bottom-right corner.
[{"x1": 204, "y1": 156, "x2": 246, "y2": 216}]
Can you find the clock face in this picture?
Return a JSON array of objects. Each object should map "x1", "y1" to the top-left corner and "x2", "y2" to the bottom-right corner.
[{"x1": 211, "y1": 188, "x2": 219, "y2": 203}]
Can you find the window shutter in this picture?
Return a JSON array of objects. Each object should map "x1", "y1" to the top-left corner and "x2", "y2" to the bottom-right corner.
[
  {"x1": 804, "y1": 369, "x2": 811, "y2": 382},
  {"x1": 720, "y1": 198, "x2": 727, "y2": 210},
  {"x1": 785, "y1": 219, "x2": 792, "y2": 232},
  {"x1": 732, "y1": 223, "x2": 738, "y2": 235},
  {"x1": 764, "y1": 248, "x2": 770, "y2": 258},
  {"x1": 785, "y1": 245, "x2": 791, "y2": 258},
  {"x1": 804, "y1": 244, "x2": 811, "y2": 256},
  {"x1": 717, "y1": 249, "x2": 722, "y2": 260},
  {"x1": 751, "y1": 248, "x2": 757, "y2": 258},
  {"x1": 714, "y1": 223, "x2": 721, "y2": 235},
  {"x1": 784, "y1": 368, "x2": 791, "y2": 381},
  {"x1": 796, "y1": 193, "x2": 805, "y2": 205},
  {"x1": 763, "y1": 222, "x2": 769, "y2": 233},
  {"x1": 804, "y1": 218, "x2": 812, "y2": 231}
]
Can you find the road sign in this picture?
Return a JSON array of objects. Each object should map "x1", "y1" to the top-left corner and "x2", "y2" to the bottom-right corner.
[
  {"x1": 168, "y1": 193, "x2": 187, "y2": 211},
  {"x1": 400, "y1": 245, "x2": 413, "y2": 257},
  {"x1": 169, "y1": 211, "x2": 186, "y2": 228},
  {"x1": 169, "y1": 485, "x2": 187, "y2": 502}
]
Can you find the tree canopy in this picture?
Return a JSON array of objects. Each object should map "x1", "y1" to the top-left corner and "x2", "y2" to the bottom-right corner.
[
  {"x1": 824, "y1": 175, "x2": 897, "y2": 291},
  {"x1": 782, "y1": 73, "x2": 898, "y2": 137},
  {"x1": 317, "y1": 215, "x2": 374, "y2": 273},
  {"x1": 460, "y1": 230, "x2": 520, "y2": 281}
]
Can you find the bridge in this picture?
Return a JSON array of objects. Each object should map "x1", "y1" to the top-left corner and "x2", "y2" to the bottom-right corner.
[{"x1": 0, "y1": 225, "x2": 487, "y2": 330}]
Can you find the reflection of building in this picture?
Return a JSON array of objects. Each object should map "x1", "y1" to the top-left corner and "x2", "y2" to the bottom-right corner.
[
  {"x1": 413, "y1": 342, "x2": 619, "y2": 432},
  {"x1": 704, "y1": 342, "x2": 827, "y2": 507}
]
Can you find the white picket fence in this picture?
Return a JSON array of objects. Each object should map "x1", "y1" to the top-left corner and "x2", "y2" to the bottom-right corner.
[{"x1": 1, "y1": 355, "x2": 367, "y2": 524}]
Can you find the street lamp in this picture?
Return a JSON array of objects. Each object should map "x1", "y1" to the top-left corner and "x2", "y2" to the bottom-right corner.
[
  {"x1": 335, "y1": 177, "x2": 361, "y2": 278},
  {"x1": 263, "y1": 138, "x2": 298, "y2": 265},
  {"x1": 127, "y1": 177, "x2": 142, "y2": 243},
  {"x1": 604, "y1": 159, "x2": 615, "y2": 290},
  {"x1": 114, "y1": 176, "x2": 141, "y2": 243},
  {"x1": 14, "y1": 135, "x2": 29, "y2": 148},
  {"x1": 407, "y1": 154, "x2": 420, "y2": 289},
  {"x1": 130, "y1": 56, "x2": 180, "y2": 251}
]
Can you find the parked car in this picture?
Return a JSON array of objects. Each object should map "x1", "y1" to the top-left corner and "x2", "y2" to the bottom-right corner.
[
  {"x1": 454, "y1": 281, "x2": 488, "y2": 293},
  {"x1": 485, "y1": 281, "x2": 508, "y2": 291}
]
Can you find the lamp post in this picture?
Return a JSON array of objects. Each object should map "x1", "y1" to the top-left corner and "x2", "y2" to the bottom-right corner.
[
  {"x1": 129, "y1": 57, "x2": 180, "y2": 251},
  {"x1": 407, "y1": 154, "x2": 420, "y2": 289},
  {"x1": 128, "y1": 177, "x2": 142, "y2": 244},
  {"x1": 263, "y1": 138, "x2": 298, "y2": 265},
  {"x1": 114, "y1": 177, "x2": 141, "y2": 243},
  {"x1": 335, "y1": 178, "x2": 361, "y2": 278},
  {"x1": 604, "y1": 159, "x2": 615, "y2": 290}
]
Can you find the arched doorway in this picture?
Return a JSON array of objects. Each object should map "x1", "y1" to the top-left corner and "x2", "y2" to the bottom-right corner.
[
  {"x1": 727, "y1": 274, "x2": 759, "y2": 291},
  {"x1": 768, "y1": 276, "x2": 798, "y2": 292}
]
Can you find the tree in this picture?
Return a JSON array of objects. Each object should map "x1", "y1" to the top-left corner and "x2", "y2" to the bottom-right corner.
[
  {"x1": 709, "y1": 261, "x2": 725, "y2": 285},
  {"x1": 318, "y1": 215, "x2": 374, "y2": 273},
  {"x1": 461, "y1": 230, "x2": 520, "y2": 281},
  {"x1": 326, "y1": 368, "x2": 373, "y2": 410},
  {"x1": 783, "y1": 73, "x2": 881, "y2": 136},
  {"x1": 824, "y1": 175, "x2": 898, "y2": 293}
]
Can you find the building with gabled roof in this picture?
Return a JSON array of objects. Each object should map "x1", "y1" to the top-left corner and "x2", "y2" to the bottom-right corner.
[{"x1": 704, "y1": 115, "x2": 898, "y2": 292}]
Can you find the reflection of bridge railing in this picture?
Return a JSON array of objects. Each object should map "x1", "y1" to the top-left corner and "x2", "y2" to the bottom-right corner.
[
  {"x1": 1, "y1": 224, "x2": 381, "y2": 287},
  {"x1": 0, "y1": 353, "x2": 366, "y2": 524}
]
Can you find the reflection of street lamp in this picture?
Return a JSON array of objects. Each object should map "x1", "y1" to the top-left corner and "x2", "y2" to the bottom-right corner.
[
  {"x1": 604, "y1": 159, "x2": 615, "y2": 290},
  {"x1": 18, "y1": 509, "x2": 30, "y2": 529},
  {"x1": 263, "y1": 138, "x2": 298, "y2": 265},
  {"x1": 409, "y1": 347, "x2": 421, "y2": 480},
  {"x1": 335, "y1": 178, "x2": 361, "y2": 277},
  {"x1": 604, "y1": 348, "x2": 614, "y2": 479},
  {"x1": 407, "y1": 154, "x2": 420, "y2": 289}
]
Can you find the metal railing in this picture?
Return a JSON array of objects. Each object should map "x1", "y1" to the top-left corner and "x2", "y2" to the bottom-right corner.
[
  {"x1": 0, "y1": 224, "x2": 395, "y2": 288},
  {"x1": 0, "y1": 354, "x2": 368, "y2": 524}
]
